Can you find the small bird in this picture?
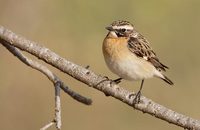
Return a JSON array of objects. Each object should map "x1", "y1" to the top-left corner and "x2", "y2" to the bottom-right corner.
[{"x1": 102, "y1": 20, "x2": 173, "y2": 103}]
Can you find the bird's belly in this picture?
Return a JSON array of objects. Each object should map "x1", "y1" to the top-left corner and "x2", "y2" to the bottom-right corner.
[
  {"x1": 103, "y1": 37, "x2": 156, "y2": 80},
  {"x1": 105, "y1": 54, "x2": 155, "y2": 81}
]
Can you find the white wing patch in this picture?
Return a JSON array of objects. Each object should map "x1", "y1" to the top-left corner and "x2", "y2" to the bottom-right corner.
[{"x1": 143, "y1": 56, "x2": 148, "y2": 60}]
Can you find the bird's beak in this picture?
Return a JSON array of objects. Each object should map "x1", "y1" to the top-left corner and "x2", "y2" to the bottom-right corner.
[{"x1": 105, "y1": 26, "x2": 113, "y2": 31}]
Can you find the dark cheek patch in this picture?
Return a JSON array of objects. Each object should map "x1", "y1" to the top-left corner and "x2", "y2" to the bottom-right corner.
[{"x1": 116, "y1": 32, "x2": 124, "y2": 37}]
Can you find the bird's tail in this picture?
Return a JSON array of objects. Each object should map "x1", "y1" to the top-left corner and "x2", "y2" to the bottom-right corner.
[{"x1": 161, "y1": 75, "x2": 174, "y2": 85}]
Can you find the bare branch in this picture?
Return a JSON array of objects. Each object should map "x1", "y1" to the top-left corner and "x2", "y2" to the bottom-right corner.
[
  {"x1": 54, "y1": 81, "x2": 61, "y2": 130},
  {"x1": 40, "y1": 81, "x2": 62, "y2": 130},
  {"x1": 0, "y1": 26, "x2": 200, "y2": 129},
  {"x1": 40, "y1": 121, "x2": 55, "y2": 130},
  {"x1": 1, "y1": 40, "x2": 92, "y2": 105},
  {"x1": 1, "y1": 39, "x2": 92, "y2": 130}
]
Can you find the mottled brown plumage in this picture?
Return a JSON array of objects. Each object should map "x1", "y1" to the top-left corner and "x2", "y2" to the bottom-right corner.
[
  {"x1": 110, "y1": 20, "x2": 133, "y2": 27},
  {"x1": 127, "y1": 34, "x2": 169, "y2": 72}
]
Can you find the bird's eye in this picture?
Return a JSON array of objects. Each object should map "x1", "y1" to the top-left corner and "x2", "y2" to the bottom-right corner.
[{"x1": 121, "y1": 28, "x2": 126, "y2": 32}]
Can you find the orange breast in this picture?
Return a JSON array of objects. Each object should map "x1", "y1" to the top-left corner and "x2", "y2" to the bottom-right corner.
[{"x1": 103, "y1": 37, "x2": 130, "y2": 60}]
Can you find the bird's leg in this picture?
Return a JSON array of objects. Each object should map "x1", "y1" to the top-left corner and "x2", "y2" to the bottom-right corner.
[
  {"x1": 96, "y1": 76, "x2": 122, "y2": 87},
  {"x1": 112, "y1": 78, "x2": 123, "y2": 84},
  {"x1": 133, "y1": 79, "x2": 144, "y2": 104},
  {"x1": 98, "y1": 76, "x2": 122, "y2": 84}
]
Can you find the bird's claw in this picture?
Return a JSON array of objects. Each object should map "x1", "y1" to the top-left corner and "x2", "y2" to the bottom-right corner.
[
  {"x1": 129, "y1": 91, "x2": 142, "y2": 105},
  {"x1": 102, "y1": 76, "x2": 122, "y2": 85},
  {"x1": 112, "y1": 78, "x2": 122, "y2": 84},
  {"x1": 133, "y1": 91, "x2": 141, "y2": 104}
]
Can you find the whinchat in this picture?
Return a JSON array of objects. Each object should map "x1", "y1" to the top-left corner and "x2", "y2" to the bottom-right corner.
[{"x1": 102, "y1": 20, "x2": 173, "y2": 103}]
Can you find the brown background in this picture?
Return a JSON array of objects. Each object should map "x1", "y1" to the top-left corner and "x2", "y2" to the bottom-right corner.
[{"x1": 0, "y1": 0, "x2": 200, "y2": 130}]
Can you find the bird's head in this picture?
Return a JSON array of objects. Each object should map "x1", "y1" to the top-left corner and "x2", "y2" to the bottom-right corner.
[{"x1": 106, "y1": 20, "x2": 134, "y2": 38}]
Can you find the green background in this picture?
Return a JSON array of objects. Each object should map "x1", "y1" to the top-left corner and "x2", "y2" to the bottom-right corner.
[{"x1": 0, "y1": 0, "x2": 200, "y2": 130}]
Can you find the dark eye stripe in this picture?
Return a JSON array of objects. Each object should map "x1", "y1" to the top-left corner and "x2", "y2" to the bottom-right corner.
[
  {"x1": 115, "y1": 28, "x2": 126, "y2": 32},
  {"x1": 117, "y1": 28, "x2": 132, "y2": 32},
  {"x1": 121, "y1": 28, "x2": 126, "y2": 32}
]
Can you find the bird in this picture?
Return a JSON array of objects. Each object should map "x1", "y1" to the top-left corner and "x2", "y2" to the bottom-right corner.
[{"x1": 102, "y1": 20, "x2": 173, "y2": 103}]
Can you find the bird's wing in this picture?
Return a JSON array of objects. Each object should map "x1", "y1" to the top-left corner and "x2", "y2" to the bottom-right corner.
[{"x1": 127, "y1": 33, "x2": 168, "y2": 71}]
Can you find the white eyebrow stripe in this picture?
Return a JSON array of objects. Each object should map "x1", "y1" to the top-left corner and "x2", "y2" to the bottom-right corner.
[{"x1": 112, "y1": 25, "x2": 133, "y2": 30}]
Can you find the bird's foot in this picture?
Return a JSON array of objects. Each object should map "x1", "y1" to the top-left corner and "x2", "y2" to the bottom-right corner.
[
  {"x1": 112, "y1": 78, "x2": 122, "y2": 84},
  {"x1": 101, "y1": 76, "x2": 122, "y2": 85},
  {"x1": 129, "y1": 91, "x2": 142, "y2": 105},
  {"x1": 106, "y1": 78, "x2": 122, "y2": 85},
  {"x1": 95, "y1": 76, "x2": 110, "y2": 86},
  {"x1": 94, "y1": 76, "x2": 111, "y2": 96},
  {"x1": 133, "y1": 91, "x2": 141, "y2": 104},
  {"x1": 97, "y1": 77, "x2": 122, "y2": 96}
]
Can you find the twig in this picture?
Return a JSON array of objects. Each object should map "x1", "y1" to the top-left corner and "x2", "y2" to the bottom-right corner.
[
  {"x1": 54, "y1": 81, "x2": 61, "y2": 129},
  {"x1": 1, "y1": 40, "x2": 92, "y2": 105},
  {"x1": 40, "y1": 82, "x2": 62, "y2": 130},
  {"x1": 1, "y1": 40, "x2": 91, "y2": 130},
  {"x1": 1, "y1": 26, "x2": 200, "y2": 129},
  {"x1": 40, "y1": 121, "x2": 55, "y2": 130}
]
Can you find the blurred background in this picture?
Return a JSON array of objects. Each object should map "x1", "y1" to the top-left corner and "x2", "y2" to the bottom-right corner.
[{"x1": 0, "y1": 0, "x2": 200, "y2": 130}]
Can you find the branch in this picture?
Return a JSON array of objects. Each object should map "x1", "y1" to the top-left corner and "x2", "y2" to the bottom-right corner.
[
  {"x1": 0, "y1": 26, "x2": 200, "y2": 129},
  {"x1": 54, "y1": 81, "x2": 62, "y2": 129},
  {"x1": 1, "y1": 39, "x2": 92, "y2": 105},
  {"x1": 1, "y1": 37, "x2": 91, "y2": 130},
  {"x1": 40, "y1": 121, "x2": 54, "y2": 130},
  {"x1": 39, "y1": 81, "x2": 62, "y2": 130}
]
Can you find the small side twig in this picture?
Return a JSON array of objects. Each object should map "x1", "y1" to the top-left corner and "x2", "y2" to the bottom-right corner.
[
  {"x1": 40, "y1": 81, "x2": 62, "y2": 130},
  {"x1": 1, "y1": 40, "x2": 92, "y2": 105},
  {"x1": 54, "y1": 81, "x2": 61, "y2": 129},
  {"x1": 40, "y1": 121, "x2": 55, "y2": 130}
]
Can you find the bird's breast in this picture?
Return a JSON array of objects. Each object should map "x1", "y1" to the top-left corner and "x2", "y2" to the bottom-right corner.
[
  {"x1": 102, "y1": 37, "x2": 156, "y2": 80},
  {"x1": 103, "y1": 37, "x2": 129, "y2": 60}
]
